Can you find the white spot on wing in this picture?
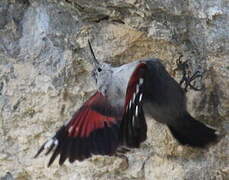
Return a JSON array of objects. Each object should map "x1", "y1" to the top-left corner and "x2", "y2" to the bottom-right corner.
[
  {"x1": 139, "y1": 93, "x2": 143, "y2": 102},
  {"x1": 129, "y1": 100, "x2": 132, "y2": 109},
  {"x1": 135, "y1": 105, "x2": 138, "y2": 117},
  {"x1": 68, "y1": 126, "x2": 73, "y2": 134},
  {"x1": 139, "y1": 78, "x2": 144, "y2": 85},
  {"x1": 44, "y1": 138, "x2": 54, "y2": 149},
  {"x1": 54, "y1": 138, "x2": 58, "y2": 146},
  {"x1": 132, "y1": 116, "x2": 135, "y2": 127},
  {"x1": 136, "y1": 84, "x2": 139, "y2": 94},
  {"x1": 133, "y1": 92, "x2": 136, "y2": 102}
]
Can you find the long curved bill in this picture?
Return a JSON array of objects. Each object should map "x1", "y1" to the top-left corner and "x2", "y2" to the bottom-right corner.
[{"x1": 88, "y1": 40, "x2": 100, "y2": 68}]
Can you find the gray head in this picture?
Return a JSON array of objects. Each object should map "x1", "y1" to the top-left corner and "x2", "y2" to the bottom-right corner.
[{"x1": 88, "y1": 41, "x2": 113, "y2": 94}]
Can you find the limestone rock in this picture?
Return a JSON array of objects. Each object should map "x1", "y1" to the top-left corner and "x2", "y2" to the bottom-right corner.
[{"x1": 0, "y1": 0, "x2": 228, "y2": 179}]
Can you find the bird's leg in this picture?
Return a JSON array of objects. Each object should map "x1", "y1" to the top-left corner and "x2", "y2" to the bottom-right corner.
[
  {"x1": 174, "y1": 55, "x2": 204, "y2": 92},
  {"x1": 189, "y1": 70, "x2": 202, "y2": 82},
  {"x1": 179, "y1": 70, "x2": 187, "y2": 87},
  {"x1": 183, "y1": 70, "x2": 204, "y2": 92},
  {"x1": 174, "y1": 55, "x2": 187, "y2": 72},
  {"x1": 185, "y1": 70, "x2": 204, "y2": 91},
  {"x1": 174, "y1": 55, "x2": 189, "y2": 91}
]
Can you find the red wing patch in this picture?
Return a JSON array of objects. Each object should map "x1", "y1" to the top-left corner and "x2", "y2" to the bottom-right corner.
[
  {"x1": 124, "y1": 63, "x2": 147, "y2": 108},
  {"x1": 67, "y1": 92, "x2": 116, "y2": 137},
  {"x1": 35, "y1": 92, "x2": 121, "y2": 166}
]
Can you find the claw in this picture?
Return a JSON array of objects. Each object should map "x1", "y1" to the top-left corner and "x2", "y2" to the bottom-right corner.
[{"x1": 174, "y1": 55, "x2": 204, "y2": 92}]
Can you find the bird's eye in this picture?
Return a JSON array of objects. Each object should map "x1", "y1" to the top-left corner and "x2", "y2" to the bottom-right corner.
[{"x1": 97, "y1": 68, "x2": 102, "y2": 72}]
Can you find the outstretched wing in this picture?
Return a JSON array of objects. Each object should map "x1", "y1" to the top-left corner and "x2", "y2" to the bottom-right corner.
[
  {"x1": 35, "y1": 92, "x2": 122, "y2": 166},
  {"x1": 120, "y1": 63, "x2": 148, "y2": 148}
]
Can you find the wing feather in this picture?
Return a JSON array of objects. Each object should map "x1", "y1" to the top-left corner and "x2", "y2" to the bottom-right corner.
[
  {"x1": 35, "y1": 92, "x2": 122, "y2": 166},
  {"x1": 120, "y1": 63, "x2": 148, "y2": 148}
]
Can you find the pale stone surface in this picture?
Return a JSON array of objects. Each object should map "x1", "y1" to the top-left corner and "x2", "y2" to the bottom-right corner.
[{"x1": 0, "y1": 0, "x2": 228, "y2": 179}]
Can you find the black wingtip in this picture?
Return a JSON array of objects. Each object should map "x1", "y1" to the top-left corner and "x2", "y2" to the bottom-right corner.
[
  {"x1": 48, "y1": 147, "x2": 60, "y2": 167},
  {"x1": 34, "y1": 142, "x2": 46, "y2": 158}
]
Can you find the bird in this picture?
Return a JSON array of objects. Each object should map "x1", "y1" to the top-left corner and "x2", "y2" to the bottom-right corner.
[{"x1": 34, "y1": 41, "x2": 218, "y2": 167}]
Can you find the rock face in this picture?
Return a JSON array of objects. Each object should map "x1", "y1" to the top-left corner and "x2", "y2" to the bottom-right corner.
[{"x1": 0, "y1": 0, "x2": 228, "y2": 179}]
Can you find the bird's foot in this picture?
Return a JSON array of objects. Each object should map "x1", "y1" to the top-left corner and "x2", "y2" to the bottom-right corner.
[{"x1": 174, "y1": 55, "x2": 204, "y2": 92}]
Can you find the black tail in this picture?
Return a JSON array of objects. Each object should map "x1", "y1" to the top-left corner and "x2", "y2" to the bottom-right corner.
[{"x1": 168, "y1": 112, "x2": 218, "y2": 147}]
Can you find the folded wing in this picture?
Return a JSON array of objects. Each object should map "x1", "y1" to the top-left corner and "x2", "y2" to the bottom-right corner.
[{"x1": 120, "y1": 63, "x2": 148, "y2": 148}]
